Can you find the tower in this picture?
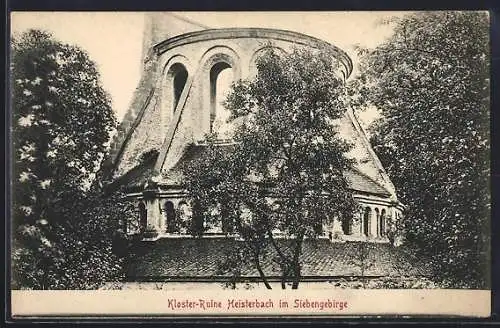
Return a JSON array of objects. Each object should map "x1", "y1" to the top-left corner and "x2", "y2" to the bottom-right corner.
[{"x1": 141, "y1": 13, "x2": 210, "y2": 64}]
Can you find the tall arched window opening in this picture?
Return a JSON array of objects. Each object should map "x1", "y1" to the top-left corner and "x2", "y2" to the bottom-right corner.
[
  {"x1": 375, "y1": 208, "x2": 380, "y2": 237},
  {"x1": 169, "y1": 63, "x2": 188, "y2": 113},
  {"x1": 210, "y1": 62, "x2": 233, "y2": 137}
]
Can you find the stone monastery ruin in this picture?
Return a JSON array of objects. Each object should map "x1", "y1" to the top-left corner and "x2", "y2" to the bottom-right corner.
[{"x1": 104, "y1": 12, "x2": 405, "y2": 245}]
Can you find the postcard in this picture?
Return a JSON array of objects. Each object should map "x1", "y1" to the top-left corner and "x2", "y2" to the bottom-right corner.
[{"x1": 9, "y1": 11, "x2": 491, "y2": 319}]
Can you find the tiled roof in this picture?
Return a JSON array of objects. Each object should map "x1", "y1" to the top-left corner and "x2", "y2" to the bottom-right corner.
[
  {"x1": 127, "y1": 238, "x2": 432, "y2": 281},
  {"x1": 115, "y1": 143, "x2": 391, "y2": 196},
  {"x1": 343, "y1": 168, "x2": 391, "y2": 196}
]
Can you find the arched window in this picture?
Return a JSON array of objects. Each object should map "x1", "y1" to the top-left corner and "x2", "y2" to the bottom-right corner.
[
  {"x1": 375, "y1": 208, "x2": 380, "y2": 237},
  {"x1": 380, "y1": 209, "x2": 386, "y2": 237},
  {"x1": 363, "y1": 207, "x2": 371, "y2": 237},
  {"x1": 210, "y1": 62, "x2": 234, "y2": 136},
  {"x1": 314, "y1": 214, "x2": 326, "y2": 235},
  {"x1": 249, "y1": 46, "x2": 287, "y2": 77},
  {"x1": 169, "y1": 63, "x2": 188, "y2": 113},
  {"x1": 219, "y1": 204, "x2": 233, "y2": 234},
  {"x1": 178, "y1": 201, "x2": 192, "y2": 234},
  {"x1": 138, "y1": 202, "x2": 147, "y2": 230},
  {"x1": 164, "y1": 201, "x2": 176, "y2": 233},
  {"x1": 342, "y1": 217, "x2": 353, "y2": 235}
]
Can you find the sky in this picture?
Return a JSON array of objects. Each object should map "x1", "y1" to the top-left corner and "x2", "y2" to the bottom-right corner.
[{"x1": 10, "y1": 11, "x2": 405, "y2": 126}]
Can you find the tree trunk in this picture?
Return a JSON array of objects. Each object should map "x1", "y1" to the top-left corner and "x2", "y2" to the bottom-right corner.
[
  {"x1": 254, "y1": 254, "x2": 272, "y2": 290},
  {"x1": 291, "y1": 264, "x2": 301, "y2": 289},
  {"x1": 291, "y1": 230, "x2": 305, "y2": 290},
  {"x1": 281, "y1": 268, "x2": 287, "y2": 289}
]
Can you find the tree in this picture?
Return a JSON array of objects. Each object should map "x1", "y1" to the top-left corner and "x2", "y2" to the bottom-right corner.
[
  {"x1": 181, "y1": 47, "x2": 356, "y2": 289},
  {"x1": 350, "y1": 12, "x2": 490, "y2": 288},
  {"x1": 10, "y1": 29, "x2": 125, "y2": 289},
  {"x1": 11, "y1": 191, "x2": 135, "y2": 289}
]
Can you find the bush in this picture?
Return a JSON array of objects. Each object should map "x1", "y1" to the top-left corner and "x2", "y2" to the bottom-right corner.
[
  {"x1": 330, "y1": 276, "x2": 439, "y2": 289},
  {"x1": 11, "y1": 192, "x2": 135, "y2": 290}
]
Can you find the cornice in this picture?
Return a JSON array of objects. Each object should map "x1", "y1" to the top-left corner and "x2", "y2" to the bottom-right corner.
[{"x1": 153, "y1": 27, "x2": 353, "y2": 78}]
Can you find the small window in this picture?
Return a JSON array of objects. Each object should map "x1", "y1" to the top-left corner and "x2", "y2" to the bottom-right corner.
[
  {"x1": 342, "y1": 217, "x2": 353, "y2": 235},
  {"x1": 380, "y1": 209, "x2": 386, "y2": 237},
  {"x1": 164, "y1": 201, "x2": 176, "y2": 233},
  {"x1": 363, "y1": 207, "x2": 371, "y2": 237},
  {"x1": 138, "y1": 202, "x2": 147, "y2": 230}
]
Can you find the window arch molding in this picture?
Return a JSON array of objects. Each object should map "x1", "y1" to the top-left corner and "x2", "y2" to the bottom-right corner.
[
  {"x1": 249, "y1": 45, "x2": 287, "y2": 77},
  {"x1": 199, "y1": 45, "x2": 241, "y2": 77},
  {"x1": 161, "y1": 54, "x2": 192, "y2": 78},
  {"x1": 198, "y1": 46, "x2": 241, "y2": 135}
]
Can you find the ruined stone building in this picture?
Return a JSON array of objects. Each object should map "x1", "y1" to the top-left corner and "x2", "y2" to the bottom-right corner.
[{"x1": 104, "y1": 12, "x2": 405, "y2": 246}]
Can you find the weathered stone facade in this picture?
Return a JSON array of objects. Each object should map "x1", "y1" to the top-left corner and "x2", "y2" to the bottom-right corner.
[{"x1": 106, "y1": 13, "x2": 404, "y2": 244}]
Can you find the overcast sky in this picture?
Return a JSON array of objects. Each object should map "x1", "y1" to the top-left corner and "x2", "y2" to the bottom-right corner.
[{"x1": 10, "y1": 11, "x2": 405, "y2": 125}]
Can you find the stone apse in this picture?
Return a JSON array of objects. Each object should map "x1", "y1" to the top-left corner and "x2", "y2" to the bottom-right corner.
[{"x1": 104, "y1": 13, "x2": 404, "y2": 243}]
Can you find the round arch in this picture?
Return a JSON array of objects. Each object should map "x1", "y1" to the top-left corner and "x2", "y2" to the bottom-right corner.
[
  {"x1": 249, "y1": 45, "x2": 287, "y2": 77},
  {"x1": 198, "y1": 46, "x2": 241, "y2": 136}
]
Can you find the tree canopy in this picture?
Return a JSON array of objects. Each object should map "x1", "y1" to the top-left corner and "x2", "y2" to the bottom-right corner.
[
  {"x1": 11, "y1": 29, "x2": 128, "y2": 289},
  {"x1": 351, "y1": 12, "x2": 490, "y2": 288},
  {"x1": 181, "y1": 47, "x2": 356, "y2": 289}
]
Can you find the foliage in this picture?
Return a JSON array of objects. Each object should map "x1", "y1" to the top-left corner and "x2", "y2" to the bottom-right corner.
[
  {"x1": 139, "y1": 148, "x2": 159, "y2": 165},
  {"x1": 350, "y1": 12, "x2": 490, "y2": 288},
  {"x1": 98, "y1": 276, "x2": 440, "y2": 290},
  {"x1": 349, "y1": 242, "x2": 375, "y2": 288},
  {"x1": 331, "y1": 276, "x2": 439, "y2": 289},
  {"x1": 11, "y1": 191, "x2": 135, "y2": 289},
  {"x1": 181, "y1": 47, "x2": 356, "y2": 289},
  {"x1": 10, "y1": 29, "x2": 127, "y2": 289}
]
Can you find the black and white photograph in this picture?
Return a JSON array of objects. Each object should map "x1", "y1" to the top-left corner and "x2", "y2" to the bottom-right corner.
[{"x1": 9, "y1": 11, "x2": 491, "y2": 317}]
